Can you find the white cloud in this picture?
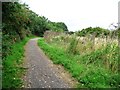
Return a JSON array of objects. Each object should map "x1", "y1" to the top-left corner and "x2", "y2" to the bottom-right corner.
[{"x1": 20, "y1": 0, "x2": 120, "y2": 31}]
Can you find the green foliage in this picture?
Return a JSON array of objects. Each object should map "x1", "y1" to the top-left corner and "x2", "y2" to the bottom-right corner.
[
  {"x1": 77, "y1": 44, "x2": 119, "y2": 88},
  {"x1": 3, "y1": 1, "x2": 119, "y2": 88},
  {"x1": 46, "y1": 21, "x2": 68, "y2": 32},
  {"x1": 27, "y1": 11, "x2": 48, "y2": 36},
  {"x1": 2, "y1": 1, "x2": 69, "y2": 88},
  {"x1": 78, "y1": 67, "x2": 111, "y2": 88},
  {"x1": 2, "y1": 2, "x2": 68, "y2": 58},
  {"x1": 2, "y1": 37, "x2": 30, "y2": 88},
  {"x1": 67, "y1": 36, "x2": 79, "y2": 54},
  {"x1": 2, "y1": 2, "x2": 30, "y2": 58},
  {"x1": 38, "y1": 38, "x2": 119, "y2": 88},
  {"x1": 76, "y1": 27, "x2": 110, "y2": 37}
]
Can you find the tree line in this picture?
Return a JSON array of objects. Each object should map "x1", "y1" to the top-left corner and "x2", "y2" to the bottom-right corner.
[
  {"x1": 76, "y1": 26, "x2": 120, "y2": 37},
  {"x1": 2, "y1": 1, "x2": 119, "y2": 58},
  {"x1": 2, "y1": 1, "x2": 68, "y2": 58}
]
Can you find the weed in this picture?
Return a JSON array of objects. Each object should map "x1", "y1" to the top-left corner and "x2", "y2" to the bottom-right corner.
[
  {"x1": 38, "y1": 38, "x2": 119, "y2": 88},
  {"x1": 2, "y1": 37, "x2": 30, "y2": 88},
  {"x1": 67, "y1": 35, "x2": 79, "y2": 54}
]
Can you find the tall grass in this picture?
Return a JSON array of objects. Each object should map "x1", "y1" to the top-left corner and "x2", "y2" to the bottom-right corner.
[
  {"x1": 67, "y1": 35, "x2": 79, "y2": 54},
  {"x1": 2, "y1": 37, "x2": 30, "y2": 88},
  {"x1": 38, "y1": 38, "x2": 119, "y2": 88}
]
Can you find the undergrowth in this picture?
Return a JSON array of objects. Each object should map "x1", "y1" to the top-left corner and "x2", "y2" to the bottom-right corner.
[
  {"x1": 2, "y1": 37, "x2": 30, "y2": 88},
  {"x1": 38, "y1": 38, "x2": 120, "y2": 88}
]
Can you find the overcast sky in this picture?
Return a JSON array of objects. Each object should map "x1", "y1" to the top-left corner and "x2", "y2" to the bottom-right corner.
[{"x1": 20, "y1": 0, "x2": 119, "y2": 31}]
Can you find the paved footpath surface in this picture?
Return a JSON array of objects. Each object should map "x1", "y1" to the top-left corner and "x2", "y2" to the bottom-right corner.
[{"x1": 23, "y1": 38, "x2": 77, "y2": 88}]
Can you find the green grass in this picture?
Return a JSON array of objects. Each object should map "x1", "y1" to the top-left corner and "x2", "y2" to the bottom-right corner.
[
  {"x1": 2, "y1": 37, "x2": 30, "y2": 88},
  {"x1": 38, "y1": 38, "x2": 120, "y2": 88}
]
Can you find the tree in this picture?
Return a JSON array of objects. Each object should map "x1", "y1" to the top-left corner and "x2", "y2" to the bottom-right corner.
[{"x1": 76, "y1": 27, "x2": 110, "y2": 37}]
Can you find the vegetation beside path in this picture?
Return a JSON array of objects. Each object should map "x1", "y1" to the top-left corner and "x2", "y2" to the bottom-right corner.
[
  {"x1": 2, "y1": 37, "x2": 31, "y2": 88},
  {"x1": 2, "y1": 1, "x2": 120, "y2": 88},
  {"x1": 2, "y1": 1, "x2": 68, "y2": 88},
  {"x1": 38, "y1": 38, "x2": 119, "y2": 88}
]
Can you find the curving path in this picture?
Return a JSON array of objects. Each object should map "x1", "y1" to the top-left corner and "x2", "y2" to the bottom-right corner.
[{"x1": 23, "y1": 38, "x2": 77, "y2": 88}]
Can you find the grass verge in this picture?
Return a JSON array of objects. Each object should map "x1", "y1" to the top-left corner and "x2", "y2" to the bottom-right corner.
[
  {"x1": 2, "y1": 37, "x2": 30, "y2": 88},
  {"x1": 38, "y1": 38, "x2": 119, "y2": 88}
]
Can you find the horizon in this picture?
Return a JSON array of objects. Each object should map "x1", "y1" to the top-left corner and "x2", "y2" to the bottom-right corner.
[{"x1": 20, "y1": 0, "x2": 119, "y2": 31}]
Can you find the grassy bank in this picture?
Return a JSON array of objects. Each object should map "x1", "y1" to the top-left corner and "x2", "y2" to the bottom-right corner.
[
  {"x1": 38, "y1": 38, "x2": 119, "y2": 88},
  {"x1": 2, "y1": 37, "x2": 30, "y2": 88}
]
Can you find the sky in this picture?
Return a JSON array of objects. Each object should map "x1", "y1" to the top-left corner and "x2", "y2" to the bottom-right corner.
[{"x1": 20, "y1": 0, "x2": 120, "y2": 31}]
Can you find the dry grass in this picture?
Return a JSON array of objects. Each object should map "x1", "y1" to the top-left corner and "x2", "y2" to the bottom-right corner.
[{"x1": 46, "y1": 33, "x2": 118, "y2": 55}]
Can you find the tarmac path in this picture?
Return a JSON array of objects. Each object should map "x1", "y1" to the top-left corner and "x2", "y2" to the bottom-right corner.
[{"x1": 23, "y1": 38, "x2": 77, "y2": 88}]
